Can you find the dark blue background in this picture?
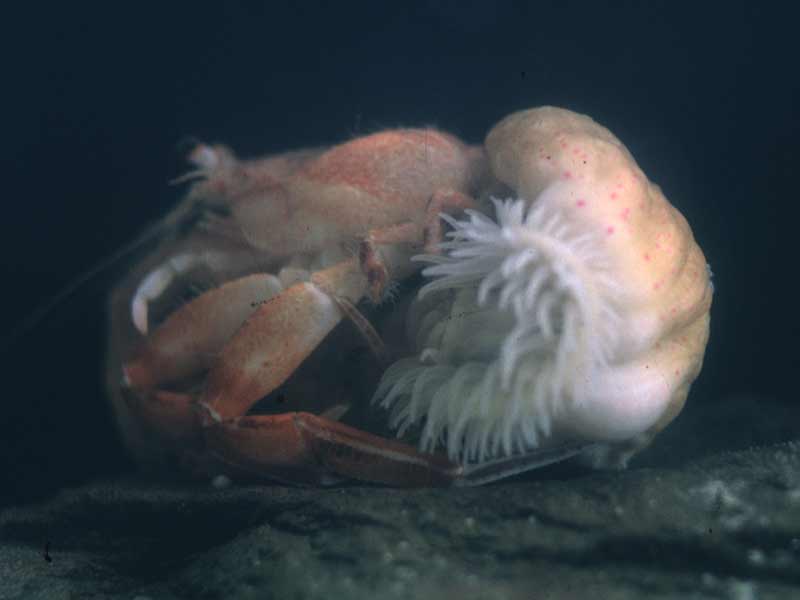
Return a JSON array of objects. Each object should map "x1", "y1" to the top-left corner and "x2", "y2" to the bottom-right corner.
[{"x1": 2, "y1": 1, "x2": 797, "y2": 504}]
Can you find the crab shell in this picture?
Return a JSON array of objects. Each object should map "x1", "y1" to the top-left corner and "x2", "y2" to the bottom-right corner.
[{"x1": 375, "y1": 107, "x2": 713, "y2": 468}]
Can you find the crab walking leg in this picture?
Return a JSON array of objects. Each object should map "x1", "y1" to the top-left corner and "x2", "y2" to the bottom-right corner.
[
  {"x1": 124, "y1": 274, "x2": 284, "y2": 389},
  {"x1": 454, "y1": 443, "x2": 595, "y2": 487},
  {"x1": 201, "y1": 257, "x2": 369, "y2": 420},
  {"x1": 358, "y1": 190, "x2": 480, "y2": 302},
  {"x1": 359, "y1": 222, "x2": 421, "y2": 303},
  {"x1": 205, "y1": 412, "x2": 460, "y2": 486}
]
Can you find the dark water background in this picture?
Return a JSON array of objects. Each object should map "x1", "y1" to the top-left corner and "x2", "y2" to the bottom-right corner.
[{"x1": 1, "y1": 1, "x2": 797, "y2": 506}]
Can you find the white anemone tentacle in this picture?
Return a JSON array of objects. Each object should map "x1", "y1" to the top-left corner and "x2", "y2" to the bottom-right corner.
[{"x1": 374, "y1": 196, "x2": 623, "y2": 462}]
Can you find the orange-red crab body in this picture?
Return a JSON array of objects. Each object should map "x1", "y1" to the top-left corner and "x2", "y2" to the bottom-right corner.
[
  {"x1": 108, "y1": 129, "x2": 486, "y2": 486},
  {"x1": 108, "y1": 108, "x2": 711, "y2": 488}
]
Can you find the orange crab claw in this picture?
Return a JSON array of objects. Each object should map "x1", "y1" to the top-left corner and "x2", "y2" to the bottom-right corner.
[
  {"x1": 205, "y1": 412, "x2": 460, "y2": 486},
  {"x1": 200, "y1": 258, "x2": 368, "y2": 420},
  {"x1": 123, "y1": 273, "x2": 284, "y2": 389}
]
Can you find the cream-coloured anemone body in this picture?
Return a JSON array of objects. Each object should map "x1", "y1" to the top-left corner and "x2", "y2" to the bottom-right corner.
[{"x1": 374, "y1": 107, "x2": 713, "y2": 468}]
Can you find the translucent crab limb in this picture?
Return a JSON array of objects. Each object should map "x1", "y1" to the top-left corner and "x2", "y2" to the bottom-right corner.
[{"x1": 455, "y1": 441, "x2": 594, "y2": 487}]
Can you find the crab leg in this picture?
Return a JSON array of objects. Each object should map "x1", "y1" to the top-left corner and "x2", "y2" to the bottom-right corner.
[
  {"x1": 201, "y1": 257, "x2": 369, "y2": 420},
  {"x1": 455, "y1": 443, "x2": 594, "y2": 487},
  {"x1": 206, "y1": 412, "x2": 460, "y2": 486},
  {"x1": 358, "y1": 190, "x2": 479, "y2": 301},
  {"x1": 123, "y1": 273, "x2": 284, "y2": 389}
]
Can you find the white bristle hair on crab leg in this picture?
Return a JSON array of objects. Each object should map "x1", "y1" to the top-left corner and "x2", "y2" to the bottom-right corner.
[{"x1": 374, "y1": 106, "x2": 713, "y2": 470}]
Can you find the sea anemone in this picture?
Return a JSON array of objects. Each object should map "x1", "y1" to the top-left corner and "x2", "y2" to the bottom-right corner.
[{"x1": 374, "y1": 107, "x2": 713, "y2": 471}]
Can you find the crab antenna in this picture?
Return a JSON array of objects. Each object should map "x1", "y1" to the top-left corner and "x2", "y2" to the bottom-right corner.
[{"x1": 0, "y1": 217, "x2": 173, "y2": 356}]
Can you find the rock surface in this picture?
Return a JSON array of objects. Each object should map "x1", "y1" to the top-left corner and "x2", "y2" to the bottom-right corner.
[{"x1": 2, "y1": 438, "x2": 799, "y2": 600}]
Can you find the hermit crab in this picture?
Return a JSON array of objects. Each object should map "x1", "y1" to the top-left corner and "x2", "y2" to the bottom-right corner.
[
  {"x1": 109, "y1": 128, "x2": 487, "y2": 486},
  {"x1": 108, "y1": 107, "x2": 712, "y2": 487}
]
